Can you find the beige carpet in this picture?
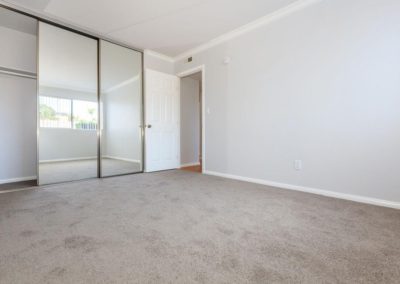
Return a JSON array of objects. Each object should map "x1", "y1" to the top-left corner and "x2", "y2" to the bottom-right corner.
[{"x1": 0, "y1": 171, "x2": 399, "y2": 283}]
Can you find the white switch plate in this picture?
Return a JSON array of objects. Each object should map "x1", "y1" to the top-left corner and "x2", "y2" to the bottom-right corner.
[{"x1": 206, "y1": 107, "x2": 211, "y2": 114}]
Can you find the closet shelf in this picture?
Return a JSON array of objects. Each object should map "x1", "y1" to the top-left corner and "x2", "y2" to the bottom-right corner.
[{"x1": 0, "y1": 66, "x2": 36, "y2": 79}]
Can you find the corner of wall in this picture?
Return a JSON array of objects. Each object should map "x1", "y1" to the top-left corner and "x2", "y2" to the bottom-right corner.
[{"x1": 143, "y1": 50, "x2": 175, "y2": 75}]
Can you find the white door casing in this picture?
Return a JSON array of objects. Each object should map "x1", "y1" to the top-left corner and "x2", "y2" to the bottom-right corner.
[{"x1": 144, "y1": 69, "x2": 180, "y2": 172}]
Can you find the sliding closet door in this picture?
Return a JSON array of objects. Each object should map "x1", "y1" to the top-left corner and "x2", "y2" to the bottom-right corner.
[
  {"x1": 0, "y1": 7, "x2": 37, "y2": 185},
  {"x1": 38, "y1": 22, "x2": 98, "y2": 185},
  {"x1": 100, "y1": 40, "x2": 143, "y2": 177}
]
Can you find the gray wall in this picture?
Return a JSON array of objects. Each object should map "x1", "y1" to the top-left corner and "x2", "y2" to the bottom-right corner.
[
  {"x1": 180, "y1": 77, "x2": 200, "y2": 166},
  {"x1": 0, "y1": 74, "x2": 37, "y2": 182},
  {"x1": 0, "y1": 26, "x2": 37, "y2": 73},
  {"x1": 144, "y1": 52, "x2": 174, "y2": 74},
  {"x1": 0, "y1": 13, "x2": 37, "y2": 183},
  {"x1": 39, "y1": 128, "x2": 97, "y2": 162},
  {"x1": 102, "y1": 79, "x2": 142, "y2": 162},
  {"x1": 175, "y1": 0, "x2": 400, "y2": 203}
]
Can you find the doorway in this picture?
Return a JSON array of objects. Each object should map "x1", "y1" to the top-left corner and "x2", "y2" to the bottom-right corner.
[{"x1": 180, "y1": 71, "x2": 202, "y2": 173}]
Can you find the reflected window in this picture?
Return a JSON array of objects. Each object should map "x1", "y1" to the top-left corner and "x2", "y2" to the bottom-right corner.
[
  {"x1": 73, "y1": 100, "x2": 97, "y2": 130},
  {"x1": 39, "y1": 96, "x2": 97, "y2": 130},
  {"x1": 39, "y1": 96, "x2": 71, "y2": 128}
]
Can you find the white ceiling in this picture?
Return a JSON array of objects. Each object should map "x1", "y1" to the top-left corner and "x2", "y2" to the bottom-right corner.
[{"x1": 3, "y1": 0, "x2": 299, "y2": 57}]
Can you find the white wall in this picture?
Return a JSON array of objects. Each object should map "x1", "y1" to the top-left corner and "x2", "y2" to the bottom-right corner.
[
  {"x1": 102, "y1": 79, "x2": 142, "y2": 162},
  {"x1": 39, "y1": 128, "x2": 97, "y2": 162},
  {"x1": 144, "y1": 51, "x2": 174, "y2": 74},
  {"x1": 175, "y1": 0, "x2": 400, "y2": 204},
  {"x1": 0, "y1": 11, "x2": 37, "y2": 183},
  {"x1": 180, "y1": 77, "x2": 200, "y2": 166},
  {"x1": 0, "y1": 74, "x2": 37, "y2": 182},
  {"x1": 0, "y1": 26, "x2": 37, "y2": 73}
]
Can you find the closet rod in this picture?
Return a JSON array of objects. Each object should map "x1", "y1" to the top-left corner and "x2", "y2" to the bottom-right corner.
[{"x1": 0, "y1": 66, "x2": 37, "y2": 79}]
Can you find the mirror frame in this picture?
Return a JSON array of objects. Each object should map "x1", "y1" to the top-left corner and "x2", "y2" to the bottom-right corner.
[
  {"x1": 98, "y1": 39, "x2": 145, "y2": 178},
  {"x1": 37, "y1": 22, "x2": 99, "y2": 185},
  {"x1": 0, "y1": 3, "x2": 145, "y2": 186}
]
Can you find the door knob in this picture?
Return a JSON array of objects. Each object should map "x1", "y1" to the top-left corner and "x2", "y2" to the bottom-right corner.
[{"x1": 145, "y1": 124, "x2": 152, "y2": 128}]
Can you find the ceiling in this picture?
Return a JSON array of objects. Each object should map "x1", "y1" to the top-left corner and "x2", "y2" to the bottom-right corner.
[{"x1": 2, "y1": 0, "x2": 299, "y2": 57}]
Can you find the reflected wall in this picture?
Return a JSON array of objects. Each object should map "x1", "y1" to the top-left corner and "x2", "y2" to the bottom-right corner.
[{"x1": 100, "y1": 40, "x2": 143, "y2": 177}]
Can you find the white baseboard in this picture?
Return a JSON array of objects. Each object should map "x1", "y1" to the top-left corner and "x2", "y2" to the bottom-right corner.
[
  {"x1": 40, "y1": 156, "x2": 97, "y2": 163},
  {"x1": 0, "y1": 176, "x2": 37, "y2": 185},
  {"x1": 181, "y1": 162, "x2": 201, "y2": 168},
  {"x1": 103, "y1": 156, "x2": 141, "y2": 163},
  {"x1": 204, "y1": 170, "x2": 400, "y2": 210}
]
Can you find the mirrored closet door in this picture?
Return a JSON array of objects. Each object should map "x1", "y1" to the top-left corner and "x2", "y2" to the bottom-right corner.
[
  {"x1": 100, "y1": 40, "x2": 143, "y2": 177},
  {"x1": 38, "y1": 22, "x2": 98, "y2": 185}
]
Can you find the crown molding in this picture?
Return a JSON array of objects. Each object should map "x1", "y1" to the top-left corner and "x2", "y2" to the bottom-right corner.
[
  {"x1": 173, "y1": 0, "x2": 322, "y2": 62},
  {"x1": 144, "y1": 49, "x2": 174, "y2": 63}
]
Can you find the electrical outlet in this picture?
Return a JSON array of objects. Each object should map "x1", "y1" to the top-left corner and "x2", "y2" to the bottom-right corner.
[{"x1": 294, "y1": 160, "x2": 302, "y2": 171}]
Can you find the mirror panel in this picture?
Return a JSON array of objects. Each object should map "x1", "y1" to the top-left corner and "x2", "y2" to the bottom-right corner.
[
  {"x1": 38, "y1": 22, "x2": 98, "y2": 185},
  {"x1": 100, "y1": 40, "x2": 143, "y2": 177}
]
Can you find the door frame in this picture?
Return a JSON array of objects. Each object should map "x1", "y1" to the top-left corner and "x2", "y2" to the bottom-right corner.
[{"x1": 176, "y1": 65, "x2": 206, "y2": 173}]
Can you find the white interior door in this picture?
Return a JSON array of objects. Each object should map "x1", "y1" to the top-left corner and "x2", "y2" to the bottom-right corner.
[{"x1": 145, "y1": 69, "x2": 180, "y2": 172}]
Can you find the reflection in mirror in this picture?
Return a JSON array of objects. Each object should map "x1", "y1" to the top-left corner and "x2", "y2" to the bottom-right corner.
[
  {"x1": 100, "y1": 40, "x2": 143, "y2": 177},
  {"x1": 38, "y1": 22, "x2": 98, "y2": 185}
]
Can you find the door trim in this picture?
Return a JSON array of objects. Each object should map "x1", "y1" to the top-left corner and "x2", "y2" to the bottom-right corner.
[{"x1": 176, "y1": 65, "x2": 206, "y2": 173}]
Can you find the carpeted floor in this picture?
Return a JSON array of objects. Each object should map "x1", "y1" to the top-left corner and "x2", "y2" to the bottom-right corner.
[
  {"x1": 39, "y1": 158, "x2": 141, "y2": 184},
  {"x1": 0, "y1": 171, "x2": 399, "y2": 283}
]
